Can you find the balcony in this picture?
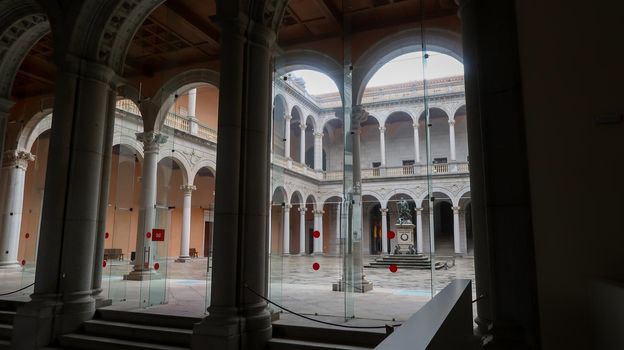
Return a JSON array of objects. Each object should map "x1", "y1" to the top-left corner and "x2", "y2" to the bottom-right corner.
[{"x1": 159, "y1": 112, "x2": 470, "y2": 181}]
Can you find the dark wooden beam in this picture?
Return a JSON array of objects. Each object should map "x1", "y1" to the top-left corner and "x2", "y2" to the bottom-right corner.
[{"x1": 162, "y1": 1, "x2": 220, "y2": 46}]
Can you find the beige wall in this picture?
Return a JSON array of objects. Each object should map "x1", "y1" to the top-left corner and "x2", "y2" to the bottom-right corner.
[
  {"x1": 169, "y1": 84, "x2": 219, "y2": 130},
  {"x1": 515, "y1": 1, "x2": 624, "y2": 348}
]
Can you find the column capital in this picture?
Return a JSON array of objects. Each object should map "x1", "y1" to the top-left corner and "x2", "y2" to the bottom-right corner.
[
  {"x1": 285, "y1": 114, "x2": 292, "y2": 121},
  {"x1": 314, "y1": 209, "x2": 324, "y2": 216},
  {"x1": 378, "y1": 126, "x2": 386, "y2": 133},
  {"x1": 449, "y1": 119, "x2": 456, "y2": 126},
  {"x1": 3, "y1": 150, "x2": 35, "y2": 170},
  {"x1": 413, "y1": 122, "x2": 419, "y2": 129},
  {"x1": 452, "y1": 205, "x2": 460, "y2": 213},
  {"x1": 299, "y1": 123, "x2": 306, "y2": 130},
  {"x1": 415, "y1": 207, "x2": 424, "y2": 213},
  {"x1": 313, "y1": 131, "x2": 323, "y2": 138},
  {"x1": 380, "y1": 208, "x2": 389, "y2": 215},
  {"x1": 180, "y1": 184, "x2": 197, "y2": 195},
  {"x1": 298, "y1": 207, "x2": 307, "y2": 214},
  {"x1": 136, "y1": 131, "x2": 168, "y2": 153},
  {"x1": 351, "y1": 105, "x2": 369, "y2": 130},
  {"x1": 283, "y1": 203, "x2": 292, "y2": 209}
]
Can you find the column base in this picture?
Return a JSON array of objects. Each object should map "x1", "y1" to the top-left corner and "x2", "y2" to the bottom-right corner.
[
  {"x1": 123, "y1": 268, "x2": 162, "y2": 281},
  {"x1": 0, "y1": 261, "x2": 22, "y2": 270},
  {"x1": 332, "y1": 278, "x2": 374, "y2": 293},
  {"x1": 175, "y1": 256, "x2": 191, "y2": 263},
  {"x1": 12, "y1": 293, "x2": 95, "y2": 349},
  {"x1": 192, "y1": 305, "x2": 272, "y2": 350}
]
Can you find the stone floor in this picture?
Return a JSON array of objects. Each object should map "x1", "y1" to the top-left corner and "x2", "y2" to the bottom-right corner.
[{"x1": 0, "y1": 255, "x2": 475, "y2": 322}]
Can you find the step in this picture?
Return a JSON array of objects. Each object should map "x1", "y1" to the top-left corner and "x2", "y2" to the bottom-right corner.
[
  {"x1": 272, "y1": 324, "x2": 386, "y2": 348},
  {"x1": 96, "y1": 309, "x2": 201, "y2": 329},
  {"x1": 268, "y1": 338, "x2": 372, "y2": 350},
  {"x1": 0, "y1": 324, "x2": 11, "y2": 340},
  {"x1": 0, "y1": 339, "x2": 9, "y2": 350},
  {"x1": 82, "y1": 319, "x2": 192, "y2": 347},
  {"x1": 59, "y1": 333, "x2": 188, "y2": 350},
  {"x1": 0, "y1": 311, "x2": 14, "y2": 325}
]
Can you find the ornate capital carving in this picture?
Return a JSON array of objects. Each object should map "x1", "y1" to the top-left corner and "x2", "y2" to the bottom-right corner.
[
  {"x1": 449, "y1": 119, "x2": 456, "y2": 126},
  {"x1": 285, "y1": 114, "x2": 292, "y2": 121},
  {"x1": 414, "y1": 207, "x2": 424, "y2": 213},
  {"x1": 298, "y1": 207, "x2": 307, "y2": 214},
  {"x1": 351, "y1": 105, "x2": 369, "y2": 130},
  {"x1": 3, "y1": 150, "x2": 35, "y2": 170},
  {"x1": 299, "y1": 123, "x2": 306, "y2": 130},
  {"x1": 412, "y1": 122, "x2": 419, "y2": 129},
  {"x1": 380, "y1": 208, "x2": 389, "y2": 215},
  {"x1": 313, "y1": 132, "x2": 323, "y2": 138},
  {"x1": 180, "y1": 184, "x2": 197, "y2": 195},
  {"x1": 136, "y1": 131, "x2": 168, "y2": 153},
  {"x1": 283, "y1": 203, "x2": 293, "y2": 210},
  {"x1": 314, "y1": 209, "x2": 324, "y2": 215},
  {"x1": 378, "y1": 126, "x2": 386, "y2": 133},
  {"x1": 452, "y1": 206, "x2": 460, "y2": 213}
]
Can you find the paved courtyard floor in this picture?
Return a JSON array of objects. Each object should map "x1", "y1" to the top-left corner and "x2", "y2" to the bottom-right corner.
[{"x1": 0, "y1": 255, "x2": 475, "y2": 323}]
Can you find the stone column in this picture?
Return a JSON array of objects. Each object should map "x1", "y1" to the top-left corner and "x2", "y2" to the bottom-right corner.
[
  {"x1": 284, "y1": 114, "x2": 292, "y2": 159},
  {"x1": 449, "y1": 119, "x2": 457, "y2": 161},
  {"x1": 313, "y1": 209, "x2": 324, "y2": 254},
  {"x1": 415, "y1": 207, "x2": 424, "y2": 253},
  {"x1": 452, "y1": 206, "x2": 461, "y2": 254},
  {"x1": 380, "y1": 208, "x2": 389, "y2": 254},
  {"x1": 282, "y1": 204, "x2": 291, "y2": 255},
  {"x1": 13, "y1": 60, "x2": 119, "y2": 347},
  {"x1": 267, "y1": 202, "x2": 272, "y2": 254},
  {"x1": 92, "y1": 87, "x2": 118, "y2": 307},
  {"x1": 192, "y1": 15, "x2": 276, "y2": 349},
  {"x1": 0, "y1": 98, "x2": 15, "y2": 168},
  {"x1": 298, "y1": 207, "x2": 306, "y2": 255},
  {"x1": 335, "y1": 203, "x2": 341, "y2": 254},
  {"x1": 299, "y1": 123, "x2": 306, "y2": 164},
  {"x1": 125, "y1": 131, "x2": 167, "y2": 280},
  {"x1": 379, "y1": 126, "x2": 386, "y2": 167},
  {"x1": 413, "y1": 122, "x2": 420, "y2": 163},
  {"x1": 176, "y1": 184, "x2": 196, "y2": 262},
  {"x1": 188, "y1": 88, "x2": 198, "y2": 135},
  {"x1": 313, "y1": 132, "x2": 323, "y2": 170},
  {"x1": 0, "y1": 150, "x2": 35, "y2": 269}
]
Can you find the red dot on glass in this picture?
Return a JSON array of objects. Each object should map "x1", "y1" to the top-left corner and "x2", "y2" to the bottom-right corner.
[
  {"x1": 312, "y1": 262, "x2": 320, "y2": 271},
  {"x1": 146, "y1": 232, "x2": 151, "y2": 239},
  {"x1": 21, "y1": 259, "x2": 26, "y2": 266},
  {"x1": 388, "y1": 231, "x2": 396, "y2": 239},
  {"x1": 389, "y1": 264, "x2": 398, "y2": 273},
  {"x1": 25, "y1": 233, "x2": 30, "y2": 239},
  {"x1": 105, "y1": 232, "x2": 109, "y2": 239},
  {"x1": 154, "y1": 262, "x2": 160, "y2": 270},
  {"x1": 313, "y1": 230, "x2": 321, "y2": 238},
  {"x1": 102, "y1": 260, "x2": 107, "y2": 268}
]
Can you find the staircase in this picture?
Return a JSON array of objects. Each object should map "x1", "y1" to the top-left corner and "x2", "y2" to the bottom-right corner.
[
  {"x1": 0, "y1": 299, "x2": 26, "y2": 350},
  {"x1": 365, "y1": 254, "x2": 445, "y2": 270},
  {"x1": 58, "y1": 309, "x2": 201, "y2": 350},
  {"x1": 267, "y1": 323, "x2": 387, "y2": 350}
]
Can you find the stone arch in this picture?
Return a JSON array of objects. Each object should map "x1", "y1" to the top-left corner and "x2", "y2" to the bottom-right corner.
[
  {"x1": 157, "y1": 152, "x2": 190, "y2": 185},
  {"x1": 112, "y1": 133, "x2": 144, "y2": 162},
  {"x1": 354, "y1": 27, "x2": 463, "y2": 104},
  {"x1": 384, "y1": 188, "x2": 419, "y2": 207},
  {"x1": 152, "y1": 68, "x2": 220, "y2": 132},
  {"x1": 305, "y1": 115, "x2": 317, "y2": 131},
  {"x1": 190, "y1": 159, "x2": 217, "y2": 184},
  {"x1": 290, "y1": 191, "x2": 304, "y2": 206},
  {"x1": 272, "y1": 186, "x2": 289, "y2": 205},
  {"x1": 0, "y1": 0, "x2": 49, "y2": 98},
  {"x1": 275, "y1": 49, "x2": 344, "y2": 100},
  {"x1": 383, "y1": 110, "x2": 416, "y2": 127},
  {"x1": 16, "y1": 109, "x2": 53, "y2": 153},
  {"x1": 362, "y1": 190, "x2": 385, "y2": 208},
  {"x1": 273, "y1": 93, "x2": 289, "y2": 118}
]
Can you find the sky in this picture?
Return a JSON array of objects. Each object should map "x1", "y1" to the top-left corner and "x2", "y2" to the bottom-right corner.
[{"x1": 290, "y1": 52, "x2": 464, "y2": 95}]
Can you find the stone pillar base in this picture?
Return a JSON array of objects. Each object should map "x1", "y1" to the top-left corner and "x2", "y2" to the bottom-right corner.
[
  {"x1": 123, "y1": 268, "x2": 161, "y2": 281},
  {"x1": 12, "y1": 295, "x2": 95, "y2": 349},
  {"x1": 192, "y1": 307, "x2": 272, "y2": 350},
  {"x1": 175, "y1": 256, "x2": 191, "y2": 263},
  {"x1": 332, "y1": 279, "x2": 374, "y2": 293}
]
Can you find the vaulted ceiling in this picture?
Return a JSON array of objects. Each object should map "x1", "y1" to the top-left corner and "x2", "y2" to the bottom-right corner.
[{"x1": 11, "y1": 0, "x2": 459, "y2": 99}]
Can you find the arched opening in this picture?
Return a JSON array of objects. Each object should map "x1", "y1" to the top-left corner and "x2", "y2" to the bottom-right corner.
[
  {"x1": 362, "y1": 195, "x2": 383, "y2": 255},
  {"x1": 193, "y1": 167, "x2": 216, "y2": 258},
  {"x1": 385, "y1": 112, "x2": 416, "y2": 168},
  {"x1": 360, "y1": 115, "x2": 381, "y2": 170},
  {"x1": 387, "y1": 193, "x2": 417, "y2": 254},
  {"x1": 322, "y1": 196, "x2": 343, "y2": 255},
  {"x1": 434, "y1": 201, "x2": 454, "y2": 254},
  {"x1": 454, "y1": 105, "x2": 469, "y2": 163},
  {"x1": 419, "y1": 107, "x2": 451, "y2": 164},
  {"x1": 272, "y1": 95, "x2": 287, "y2": 158},
  {"x1": 322, "y1": 119, "x2": 343, "y2": 172},
  {"x1": 270, "y1": 187, "x2": 288, "y2": 255},
  {"x1": 290, "y1": 107, "x2": 303, "y2": 163},
  {"x1": 289, "y1": 191, "x2": 304, "y2": 254}
]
